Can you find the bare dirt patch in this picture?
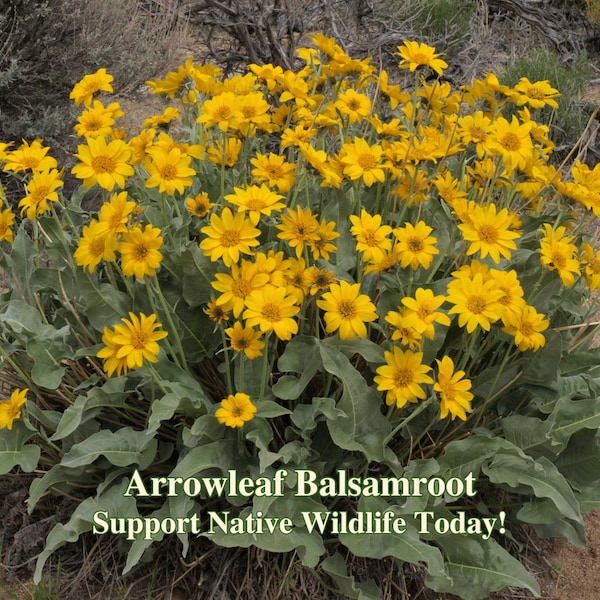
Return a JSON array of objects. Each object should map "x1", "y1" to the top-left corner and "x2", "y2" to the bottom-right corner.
[{"x1": 534, "y1": 509, "x2": 600, "y2": 600}]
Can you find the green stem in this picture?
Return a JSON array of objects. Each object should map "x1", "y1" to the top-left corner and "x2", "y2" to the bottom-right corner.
[
  {"x1": 220, "y1": 325, "x2": 233, "y2": 395},
  {"x1": 471, "y1": 345, "x2": 519, "y2": 429},
  {"x1": 526, "y1": 246, "x2": 560, "y2": 306},
  {"x1": 259, "y1": 331, "x2": 272, "y2": 401},
  {"x1": 220, "y1": 137, "x2": 227, "y2": 202},
  {"x1": 147, "y1": 277, "x2": 189, "y2": 373},
  {"x1": 49, "y1": 205, "x2": 77, "y2": 260},
  {"x1": 238, "y1": 352, "x2": 245, "y2": 390},
  {"x1": 425, "y1": 226, "x2": 459, "y2": 284},
  {"x1": 0, "y1": 345, "x2": 37, "y2": 395},
  {"x1": 168, "y1": 191, "x2": 182, "y2": 219},
  {"x1": 31, "y1": 423, "x2": 64, "y2": 456},
  {"x1": 373, "y1": 179, "x2": 384, "y2": 216},
  {"x1": 160, "y1": 193, "x2": 177, "y2": 249},
  {"x1": 456, "y1": 330, "x2": 479, "y2": 373},
  {"x1": 384, "y1": 395, "x2": 434, "y2": 446},
  {"x1": 32, "y1": 221, "x2": 40, "y2": 270},
  {"x1": 110, "y1": 261, "x2": 136, "y2": 299},
  {"x1": 545, "y1": 277, "x2": 583, "y2": 323},
  {"x1": 322, "y1": 370, "x2": 334, "y2": 398},
  {"x1": 146, "y1": 362, "x2": 170, "y2": 396}
]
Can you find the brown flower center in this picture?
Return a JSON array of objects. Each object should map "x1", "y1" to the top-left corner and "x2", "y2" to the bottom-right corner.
[
  {"x1": 86, "y1": 117, "x2": 103, "y2": 131},
  {"x1": 338, "y1": 300, "x2": 356, "y2": 318},
  {"x1": 234, "y1": 337, "x2": 249, "y2": 349},
  {"x1": 241, "y1": 105, "x2": 257, "y2": 119},
  {"x1": 416, "y1": 305, "x2": 432, "y2": 320},
  {"x1": 246, "y1": 198, "x2": 267, "y2": 212},
  {"x1": 408, "y1": 237, "x2": 424, "y2": 253},
  {"x1": 589, "y1": 258, "x2": 600, "y2": 274},
  {"x1": 265, "y1": 165, "x2": 283, "y2": 179},
  {"x1": 135, "y1": 244, "x2": 149, "y2": 259},
  {"x1": 347, "y1": 99, "x2": 362, "y2": 111}
]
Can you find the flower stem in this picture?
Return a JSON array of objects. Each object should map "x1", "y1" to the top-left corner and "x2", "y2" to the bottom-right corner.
[
  {"x1": 384, "y1": 395, "x2": 434, "y2": 446},
  {"x1": 259, "y1": 331, "x2": 272, "y2": 401},
  {"x1": 220, "y1": 325, "x2": 233, "y2": 395},
  {"x1": 147, "y1": 277, "x2": 189, "y2": 373},
  {"x1": 146, "y1": 362, "x2": 170, "y2": 396}
]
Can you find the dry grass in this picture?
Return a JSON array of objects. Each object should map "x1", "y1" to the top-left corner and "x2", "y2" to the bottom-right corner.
[
  {"x1": 0, "y1": 0, "x2": 190, "y2": 154},
  {"x1": 67, "y1": 0, "x2": 189, "y2": 93}
]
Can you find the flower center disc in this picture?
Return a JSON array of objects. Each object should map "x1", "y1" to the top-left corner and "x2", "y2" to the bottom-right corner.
[
  {"x1": 467, "y1": 295, "x2": 486, "y2": 315},
  {"x1": 261, "y1": 303, "x2": 281, "y2": 322},
  {"x1": 222, "y1": 229, "x2": 241, "y2": 247},
  {"x1": 92, "y1": 155, "x2": 116, "y2": 173}
]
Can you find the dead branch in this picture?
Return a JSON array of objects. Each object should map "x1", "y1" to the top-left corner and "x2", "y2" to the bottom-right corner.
[
  {"x1": 181, "y1": 0, "x2": 376, "y2": 71},
  {"x1": 487, "y1": 0, "x2": 585, "y2": 56}
]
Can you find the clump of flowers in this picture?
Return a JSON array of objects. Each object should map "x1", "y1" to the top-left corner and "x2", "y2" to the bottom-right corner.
[{"x1": 1, "y1": 35, "x2": 600, "y2": 599}]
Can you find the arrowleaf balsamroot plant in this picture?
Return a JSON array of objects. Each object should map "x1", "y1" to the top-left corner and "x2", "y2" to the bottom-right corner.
[{"x1": 2, "y1": 35, "x2": 600, "y2": 599}]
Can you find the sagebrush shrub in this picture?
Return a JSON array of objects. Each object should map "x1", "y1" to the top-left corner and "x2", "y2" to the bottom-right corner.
[{"x1": 0, "y1": 0, "x2": 185, "y2": 142}]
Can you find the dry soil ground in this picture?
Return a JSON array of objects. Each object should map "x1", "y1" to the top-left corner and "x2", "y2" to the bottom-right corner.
[{"x1": 533, "y1": 509, "x2": 600, "y2": 599}]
